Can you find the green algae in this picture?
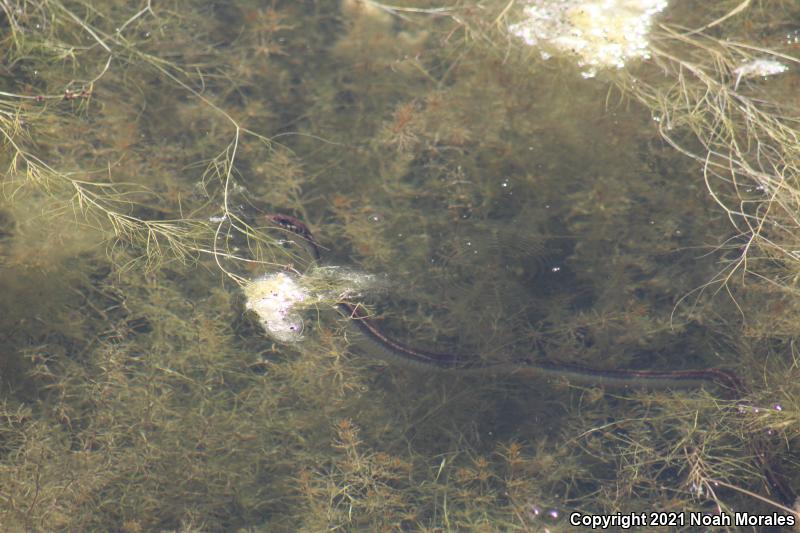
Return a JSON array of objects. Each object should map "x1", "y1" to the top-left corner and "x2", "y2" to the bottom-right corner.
[{"x1": 0, "y1": 0, "x2": 799, "y2": 531}]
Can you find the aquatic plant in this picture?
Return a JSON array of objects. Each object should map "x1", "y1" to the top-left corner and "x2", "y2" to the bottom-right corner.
[{"x1": 1, "y1": 0, "x2": 799, "y2": 531}]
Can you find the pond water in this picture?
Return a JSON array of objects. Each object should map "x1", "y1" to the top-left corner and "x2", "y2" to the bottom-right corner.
[{"x1": 1, "y1": 0, "x2": 798, "y2": 531}]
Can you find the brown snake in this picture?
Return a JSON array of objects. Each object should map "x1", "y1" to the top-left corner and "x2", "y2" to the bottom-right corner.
[{"x1": 265, "y1": 212, "x2": 795, "y2": 504}]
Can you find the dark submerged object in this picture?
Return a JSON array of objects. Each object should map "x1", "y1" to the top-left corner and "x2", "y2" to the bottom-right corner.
[{"x1": 265, "y1": 212, "x2": 796, "y2": 505}]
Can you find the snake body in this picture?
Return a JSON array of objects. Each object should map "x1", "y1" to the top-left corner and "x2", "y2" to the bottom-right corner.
[
  {"x1": 266, "y1": 213, "x2": 796, "y2": 504},
  {"x1": 267, "y1": 214, "x2": 741, "y2": 391}
]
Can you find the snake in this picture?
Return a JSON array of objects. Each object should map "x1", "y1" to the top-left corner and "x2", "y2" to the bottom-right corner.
[
  {"x1": 265, "y1": 212, "x2": 796, "y2": 505},
  {"x1": 266, "y1": 213, "x2": 744, "y2": 390}
]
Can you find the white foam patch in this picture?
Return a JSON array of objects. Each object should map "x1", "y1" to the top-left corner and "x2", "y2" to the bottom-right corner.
[
  {"x1": 509, "y1": 0, "x2": 668, "y2": 78},
  {"x1": 314, "y1": 266, "x2": 385, "y2": 300},
  {"x1": 243, "y1": 267, "x2": 385, "y2": 344},
  {"x1": 733, "y1": 58, "x2": 788, "y2": 88},
  {"x1": 245, "y1": 272, "x2": 307, "y2": 343}
]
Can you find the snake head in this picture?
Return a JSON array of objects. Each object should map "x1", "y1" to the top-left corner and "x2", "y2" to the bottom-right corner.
[{"x1": 266, "y1": 214, "x2": 315, "y2": 242}]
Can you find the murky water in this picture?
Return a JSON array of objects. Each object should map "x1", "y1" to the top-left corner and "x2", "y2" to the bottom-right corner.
[{"x1": 1, "y1": 1, "x2": 799, "y2": 531}]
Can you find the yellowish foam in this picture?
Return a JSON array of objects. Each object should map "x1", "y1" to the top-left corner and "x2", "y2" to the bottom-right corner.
[{"x1": 509, "y1": 0, "x2": 668, "y2": 78}]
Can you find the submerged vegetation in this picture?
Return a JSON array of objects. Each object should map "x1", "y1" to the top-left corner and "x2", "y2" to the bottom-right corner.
[{"x1": 1, "y1": 0, "x2": 800, "y2": 531}]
